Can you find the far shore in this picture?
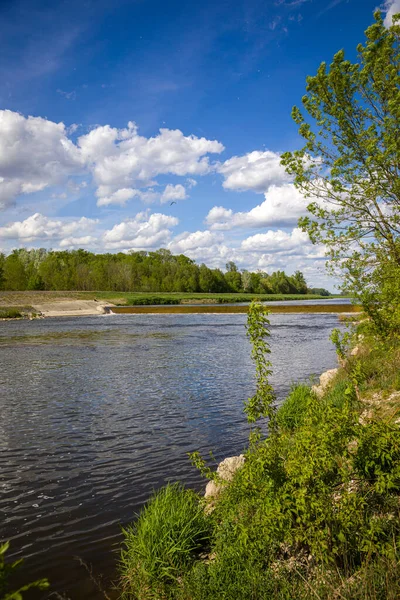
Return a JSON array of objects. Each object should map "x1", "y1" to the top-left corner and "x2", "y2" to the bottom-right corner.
[{"x1": 0, "y1": 294, "x2": 359, "y2": 319}]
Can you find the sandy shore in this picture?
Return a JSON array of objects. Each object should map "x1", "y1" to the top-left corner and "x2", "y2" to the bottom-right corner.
[{"x1": 32, "y1": 300, "x2": 113, "y2": 317}]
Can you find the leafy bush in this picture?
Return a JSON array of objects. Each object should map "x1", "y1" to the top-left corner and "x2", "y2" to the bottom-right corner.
[{"x1": 119, "y1": 483, "x2": 211, "y2": 599}]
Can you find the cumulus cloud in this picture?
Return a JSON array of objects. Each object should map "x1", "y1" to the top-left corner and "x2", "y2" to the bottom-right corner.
[
  {"x1": 0, "y1": 212, "x2": 98, "y2": 242},
  {"x1": 78, "y1": 122, "x2": 224, "y2": 205},
  {"x1": 384, "y1": 0, "x2": 400, "y2": 26},
  {"x1": 97, "y1": 183, "x2": 189, "y2": 206},
  {"x1": 0, "y1": 110, "x2": 83, "y2": 209},
  {"x1": 206, "y1": 183, "x2": 309, "y2": 230},
  {"x1": 169, "y1": 230, "x2": 223, "y2": 253},
  {"x1": 167, "y1": 229, "x2": 242, "y2": 267},
  {"x1": 59, "y1": 235, "x2": 98, "y2": 248},
  {"x1": 0, "y1": 110, "x2": 224, "y2": 210},
  {"x1": 217, "y1": 150, "x2": 290, "y2": 193},
  {"x1": 241, "y1": 227, "x2": 325, "y2": 259},
  {"x1": 160, "y1": 184, "x2": 187, "y2": 203},
  {"x1": 103, "y1": 211, "x2": 179, "y2": 249},
  {"x1": 96, "y1": 187, "x2": 137, "y2": 207}
]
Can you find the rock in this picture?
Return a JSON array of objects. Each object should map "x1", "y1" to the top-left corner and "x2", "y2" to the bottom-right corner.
[
  {"x1": 204, "y1": 455, "x2": 245, "y2": 501},
  {"x1": 216, "y1": 455, "x2": 245, "y2": 482},
  {"x1": 311, "y1": 368, "x2": 338, "y2": 398},
  {"x1": 204, "y1": 480, "x2": 220, "y2": 499}
]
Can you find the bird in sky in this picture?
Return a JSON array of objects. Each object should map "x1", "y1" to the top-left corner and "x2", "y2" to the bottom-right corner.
[{"x1": 170, "y1": 201, "x2": 177, "y2": 205}]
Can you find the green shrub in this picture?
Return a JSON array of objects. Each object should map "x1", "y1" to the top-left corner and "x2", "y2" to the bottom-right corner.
[
  {"x1": 0, "y1": 309, "x2": 22, "y2": 319},
  {"x1": 276, "y1": 383, "x2": 313, "y2": 431},
  {"x1": 119, "y1": 483, "x2": 211, "y2": 599},
  {"x1": 127, "y1": 296, "x2": 180, "y2": 305}
]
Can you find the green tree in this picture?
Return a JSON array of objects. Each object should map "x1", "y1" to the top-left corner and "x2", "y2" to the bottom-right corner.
[
  {"x1": 225, "y1": 262, "x2": 242, "y2": 292},
  {"x1": 282, "y1": 11, "x2": 400, "y2": 327},
  {"x1": 3, "y1": 251, "x2": 27, "y2": 290},
  {"x1": 0, "y1": 253, "x2": 5, "y2": 289},
  {"x1": 290, "y1": 270, "x2": 308, "y2": 294}
]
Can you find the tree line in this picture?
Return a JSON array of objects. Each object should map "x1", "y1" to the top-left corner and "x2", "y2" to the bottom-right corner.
[{"x1": 0, "y1": 248, "x2": 323, "y2": 295}]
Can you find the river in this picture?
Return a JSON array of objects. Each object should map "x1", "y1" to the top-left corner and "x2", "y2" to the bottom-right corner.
[{"x1": 0, "y1": 308, "x2": 345, "y2": 598}]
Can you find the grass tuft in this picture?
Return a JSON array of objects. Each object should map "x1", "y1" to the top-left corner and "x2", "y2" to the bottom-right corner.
[
  {"x1": 276, "y1": 383, "x2": 313, "y2": 431},
  {"x1": 119, "y1": 483, "x2": 211, "y2": 599}
]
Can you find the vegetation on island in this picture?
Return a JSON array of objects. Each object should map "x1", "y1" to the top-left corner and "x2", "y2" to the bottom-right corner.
[{"x1": 118, "y1": 11, "x2": 400, "y2": 600}]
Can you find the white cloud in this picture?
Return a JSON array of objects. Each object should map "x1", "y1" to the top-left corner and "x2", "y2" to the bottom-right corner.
[
  {"x1": 169, "y1": 234, "x2": 240, "y2": 267},
  {"x1": 384, "y1": 0, "x2": 400, "y2": 26},
  {"x1": 206, "y1": 183, "x2": 309, "y2": 230},
  {"x1": 96, "y1": 187, "x2": 137, "y2": 207},
  {"x1": 217, "y1": 150, "x2": 290, "y2": 193},
  {"x1": 240, "y1": 228, "x2": 325, "y2": 262},
  {"x1": 241, "y1": 227, "x2": 310, "y2": 253},
  {"x1": 186, "y1": 178, "x2": 197, "y2": 188},
  {"x1": 96, "y1": 183, "x2": 189, "y2": 206},
  {"x1": 103, "y1": 211, "x2": 179, "y2": 249},
  {"x1": 0, "y1": 213, "x2": 98, "y2": 242},
  {"x1": 168, "y1": 230, "x2": 223, "y2": 254},
  {"x1": 0, "y1": 110, "x2": 83, "y2": 209},
  {"x1": 160, "y1": 184, "x2": 187, "y2": 203},
  {"x1": 59, "y1": 235, "x2": 98, "y2": 248},
  {"x1": 78, "y1": 122, "x2": 224, "y2": 204},
  {"x1": 0, "y1": 110, "x2": 224, "y2": 210}
]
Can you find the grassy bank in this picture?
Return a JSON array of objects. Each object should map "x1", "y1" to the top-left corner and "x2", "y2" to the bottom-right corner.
[
  {"x1": 0, "y1": 290, "x2": 345, "y2": 308},
  {"x1": 110, "y1": 303, "x2": 361, "y2": 314},
  {"x1": 119, "y1": 309, "x2": 400, "y2": 600}
]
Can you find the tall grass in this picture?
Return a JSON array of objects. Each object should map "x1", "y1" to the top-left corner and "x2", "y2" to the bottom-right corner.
[
  {"x1": 275, "y1": 383, "x2": 313, "y2": 431},
  {"x1": 119, "y1": 483, "x2": 211, "y2": 599}
]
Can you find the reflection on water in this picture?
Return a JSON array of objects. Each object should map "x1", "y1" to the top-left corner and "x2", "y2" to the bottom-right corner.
[{"x1": 0, "y1": 313, "x2": 341, "y2": 598}]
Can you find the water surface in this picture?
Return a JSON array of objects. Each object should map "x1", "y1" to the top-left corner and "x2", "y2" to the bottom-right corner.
[{"x1": 0, "y1": 312, "x2": 342, "y2": 598}]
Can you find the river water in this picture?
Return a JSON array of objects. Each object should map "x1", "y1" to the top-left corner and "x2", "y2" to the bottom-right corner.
[{"x1": 0, "y1": 309, "x2": 344, "y2": 598}]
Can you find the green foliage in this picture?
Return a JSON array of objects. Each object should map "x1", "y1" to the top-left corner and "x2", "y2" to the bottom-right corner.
[
  {"x1": 0, "y1": 309, "x2": 22, "y2": 319},
  {"x1": 0, "y1": 247, "x2": 311, "y2": 296},
  {"x1": 179, "y1": 392, "x2": 399, "y2": 599},
  {"x1": 127, "y1": 296, "x2": 180, "y2": 305},
  {"x1": 244, "y1": 301, "x2": 275, "y2": 424},
  {"x1": 276, "y1": 383, "x2": 313, "y2": 431},
  {"x1": 282, "y1": 11, "x2": 400, "y2": 335},
  {"x1": 323, "y1": 376, "x2": 357, "y2": 410},
  {"x1": 330, "y1": 327, "x2": 352, "y2": 362},
  {"x1": 119, "y1": 483, "x2": 211, "y2": 599},
  {"x1": 0, "y1": 542, "x2": 49, "y2": 599}
]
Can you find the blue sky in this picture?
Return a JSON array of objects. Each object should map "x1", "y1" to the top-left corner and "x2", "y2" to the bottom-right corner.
[{"x1": 0, "y1": 0, "x2": 398, "y2": 289}]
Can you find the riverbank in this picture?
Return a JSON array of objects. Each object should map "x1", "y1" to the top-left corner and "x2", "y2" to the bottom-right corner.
[
  {"x1": 119, "y1": 315, "x2": 400, "y2": 600},
  {"x1": 109, "y1": 303, "x2": 360, "y2": 314},
  {"x1": 0, "y1": 291, "x2": 356, "y2": 318}
]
